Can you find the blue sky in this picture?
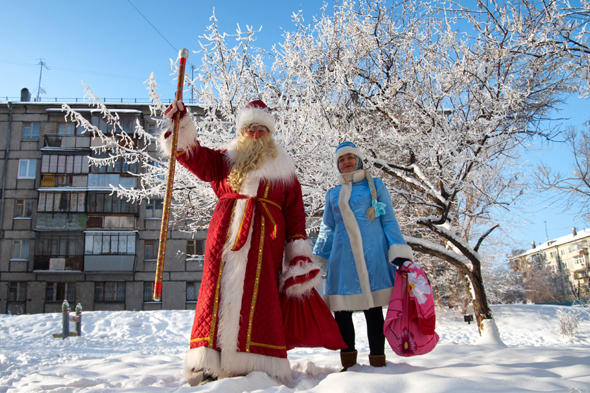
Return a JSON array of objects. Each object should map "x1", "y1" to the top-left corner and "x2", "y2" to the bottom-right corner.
[{"x1": 1, "y1": 0, "x2": 588, "y2": 255}]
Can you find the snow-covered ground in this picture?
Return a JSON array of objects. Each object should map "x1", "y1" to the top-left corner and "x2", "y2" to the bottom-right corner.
[{"x1": 1, "y1": 304, "x2": 589, "y2": 392}]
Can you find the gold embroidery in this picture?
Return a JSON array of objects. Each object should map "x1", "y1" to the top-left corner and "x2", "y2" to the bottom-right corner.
[
  {"x1": 264, "y1": 181, "x2": 270, "y2": 198},
  {"x1": 249, "y1": 342, "x2": 286, "y2": 350},
  {"x1": 246, "y1": 216, "x2": 265, "y2": 352}
]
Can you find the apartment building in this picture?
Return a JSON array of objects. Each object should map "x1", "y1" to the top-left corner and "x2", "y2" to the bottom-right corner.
[
  {"x1": 509, "y1": 227, "x2": 590, "y2": 298},
  {"x1": 0, "y1": 95, "x2": 207, "y2": 314}
]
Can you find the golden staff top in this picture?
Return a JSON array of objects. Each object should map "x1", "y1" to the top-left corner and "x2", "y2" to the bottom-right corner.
[{"x1": 153, "y1": 48, "x2": 189, "y2": 301}]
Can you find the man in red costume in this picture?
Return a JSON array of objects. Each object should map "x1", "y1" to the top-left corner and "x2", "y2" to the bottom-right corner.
[{"x1": 161, "y1": 99, "x2": 344, "y2": 386}]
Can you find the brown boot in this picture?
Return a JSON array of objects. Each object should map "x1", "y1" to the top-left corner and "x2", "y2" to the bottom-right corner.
[
  {"x1": 369, "y1": 354, "x2": 386, "y2": 367},
  {"x1": 340, "y1": 350, "x2": 357, "y2": 371}
]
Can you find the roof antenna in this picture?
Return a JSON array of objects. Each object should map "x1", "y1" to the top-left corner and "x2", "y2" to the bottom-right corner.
[
  {"x1": 36, "y1": 60, "x2": 48, "y2": 102},
  {"x1": 544, "y1": 221, "x2": 549, "y2": 242}
]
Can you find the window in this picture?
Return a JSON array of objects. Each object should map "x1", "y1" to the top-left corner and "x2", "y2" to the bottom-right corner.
[
  {"x1": 46, "y1": 282, "x2": 75, "y2": 302},
  {"x1": 143, "y1": 281, "x2": 155, "y2": 302},
  {"x1": 23, "y1": 122, "x2": 39, "y2": 140},
  {"x1": 11, "y1": 240, "x2": 30, "y2": 260},
  {"x1": 84, "y1": 233, "x2": 136, "y2": 255},
  {"x1": 57, "y1": 122, "x2": 84, "y2": 136},
  {"x1": 9, "y1": 282, "x2": 26, "y2": 302},
  {"x1": 36, "y1": 233, "x2": 84, "y2": 257},
  {"x1": 550, "y1": 251, "x2": 557, "y2": 259},
  {"x1": 147, "y1": 123, "x2": 157, "y2": 136},
  {"x1": 569, "y1": 245, "x2": 576, "y2": 253},
  {"x1": 186, "y1": 239, "x2": 205, "y2": 257},
  {"x1": 92, "y1": 115, "x2": 136, "y2": 135},
  {"x1": 87, "y1": 193, "x2": 136, "y2": 213},
  {"x1": 573, "y1": 254, "x2": 585, "y2": 267},
  {"x1": 187, "y1": 281, "x2": 200, "y2": 301},
  {"x1": 41, "y1": 154, "x2": 89, "y2": 174},
  {"x1": 14, "y1": 199, "x2": 34, "y2": 218},
  {"x1": 18, "y1": 159, "x2": 36, "y2": 179},
  {"x1": 94, "y1": 282, "x2": 125, "y2": 302},
  {"x1": 145, "y1": 199, "x2": 163, "y2": 218},
  {"x1": 91, "y1": 151, "x2": 137, "y2": 174},
  {"x1": 37, "y1": 192, "x2": 86, "y2": 213},
  {"x1": 144, "y1": 240, "x2": 159, "y2": 260}
]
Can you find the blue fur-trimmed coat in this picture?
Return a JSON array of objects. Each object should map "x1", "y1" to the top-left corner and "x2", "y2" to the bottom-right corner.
[{"x1": 313, "y1": 173, "x2": 413, "y2": 312}]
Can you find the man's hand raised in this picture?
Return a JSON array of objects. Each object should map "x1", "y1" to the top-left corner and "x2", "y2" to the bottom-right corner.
[{"x1": 164, "y1": 99, "x2": 187, "y2": 119}]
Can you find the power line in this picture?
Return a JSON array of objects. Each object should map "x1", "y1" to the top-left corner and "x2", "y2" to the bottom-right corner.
[
  {"x1": 0, "y1": 60, "x2": 143, "y2": 80},
  {"x1": 126, "y1": 0, "x2": 178, "y2": 53}
]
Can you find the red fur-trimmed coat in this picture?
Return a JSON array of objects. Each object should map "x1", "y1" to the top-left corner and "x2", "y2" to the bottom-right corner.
[{"x1": 160, "y1": 116, "x2": 321, "y2": 384}]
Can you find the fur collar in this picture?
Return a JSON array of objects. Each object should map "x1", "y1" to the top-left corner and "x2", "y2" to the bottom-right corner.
[{"x1": 222, "y1": 138, "x2": 297, "y2": 197}]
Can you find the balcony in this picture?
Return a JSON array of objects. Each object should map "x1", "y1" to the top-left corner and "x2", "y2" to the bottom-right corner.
[
  {"x1": 33, "y1": 256, "x2": 84, "y2": 271},
  {"x1": 36, "y1": 212, "x2": 87, "y2": 230},
  {"x1": 84, "y1": 254, "x2": 136, "y2": 272},
  {"x1": 43, "y1": 134, "x2": 90, "y2": 150},
  {"x1": 88, "y1": 174, "x2": 136, "y2": 190}
]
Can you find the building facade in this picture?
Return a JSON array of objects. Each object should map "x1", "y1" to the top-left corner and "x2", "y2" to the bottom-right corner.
[
  {"x1": 0, "y1": 99, "x2": 206, "y2": 314},
  {"x1": 509, "y1": 227, "x2": 590, "y2": 299}
]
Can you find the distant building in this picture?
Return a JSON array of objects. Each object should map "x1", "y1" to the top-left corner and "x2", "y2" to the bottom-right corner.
[
  {"x1": 509, "y1": 227, "x2": 590, "y2": 299},
  {"x1": 0, "y1": 98, "x2": 206, "y2": 314}
]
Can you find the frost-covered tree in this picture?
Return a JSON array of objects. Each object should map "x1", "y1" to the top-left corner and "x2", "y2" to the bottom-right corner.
[
  {"x1": 523, "y1": 253, "x2": 572, "y2": 303},
  {"x1": 535, "y1": 125, "x2": 590, "y2": 221},
  {"x1": 64, "y1": 0, "x2": 589, "y2": 333}
]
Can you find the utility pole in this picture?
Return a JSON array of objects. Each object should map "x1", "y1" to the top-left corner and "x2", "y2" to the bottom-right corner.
[
  {"x1": 191, "y1": 63, "x2": 195, "y2": 104},
  {"x1": 36, "y1": 60, "x2": 48, "y2": 102}
]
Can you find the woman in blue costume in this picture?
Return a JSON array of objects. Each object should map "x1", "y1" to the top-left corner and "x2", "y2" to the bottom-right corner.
[{"x1": 313, "y1": 142, "x2": 413, "y2": 370}]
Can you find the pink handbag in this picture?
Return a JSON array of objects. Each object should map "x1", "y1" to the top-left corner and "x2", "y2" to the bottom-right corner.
[{"x1": 384, "y1": 261, "x2": 439, "y2": 357}]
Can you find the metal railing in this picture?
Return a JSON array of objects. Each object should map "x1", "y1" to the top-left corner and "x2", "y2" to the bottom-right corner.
[{"x1": 1, "y1": 96, "x2": 194, "y2": 104}]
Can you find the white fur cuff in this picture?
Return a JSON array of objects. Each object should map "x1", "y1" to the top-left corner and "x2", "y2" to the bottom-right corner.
[
  {"x1": 284, "y1": 239, "x2": 312, "y2": 269},
  {"x1": 388, "y1": 244, "x2": 414, "y2": 263},
  {"x1": 280, "y1": 258, "x2": 321, "y2": 298},
  {"x1": 159, "y1": 110, "x2": 198, "y2": 157}
]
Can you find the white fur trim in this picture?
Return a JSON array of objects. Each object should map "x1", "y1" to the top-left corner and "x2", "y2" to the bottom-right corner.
[
  {"x1": 280, "y1": 260, "x2": 322, "y2": 298},
  {"x1": 280, "y1": 239, "x2": 320, "y2": 298},
  {"x1": 283, "y1": 239, "x2": 312, "y2": 270},
  {"x1": 183, "y1": 346, "x2": 293, "y2": 385},
  {"x1": 217, "y1": 198, "x2": 252, "y2": 356},
  {"x1": 158, "y1": 110, "x2": 198, "y2": 157},
  {"x1": 323, "y1": 288, "x2": 392, "y2": 312},
  {"x1": 223, "y1": 140, "x2": 297, "y2": 197},
  {"x1": 236, "y1": 106, "x2": 276, "y2": 134},
  {"x1": 335, "y1": 146, "x2": 364, "y2": 162},
  {"x1": 183, "y1": 346, "x2": 230, "y2": 380},
  {"x1": 388, "y1": 243, "x2": 414, "y2": 263},
  {"x1": 221, "y1": 350, "x2": 292, "y2": 385},
  {"x1": 337, "y1": 171, "x2": 375, "y2": 310}
]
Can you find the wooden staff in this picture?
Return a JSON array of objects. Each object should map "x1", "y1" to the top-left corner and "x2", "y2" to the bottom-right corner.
[{"x1": 153, "y1": 48, "x2": 189, "y2": 301}]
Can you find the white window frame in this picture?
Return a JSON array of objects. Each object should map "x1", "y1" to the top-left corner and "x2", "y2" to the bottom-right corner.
[{"x1": 18, "y1": 159, "x2": 37, "y2": 179}]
